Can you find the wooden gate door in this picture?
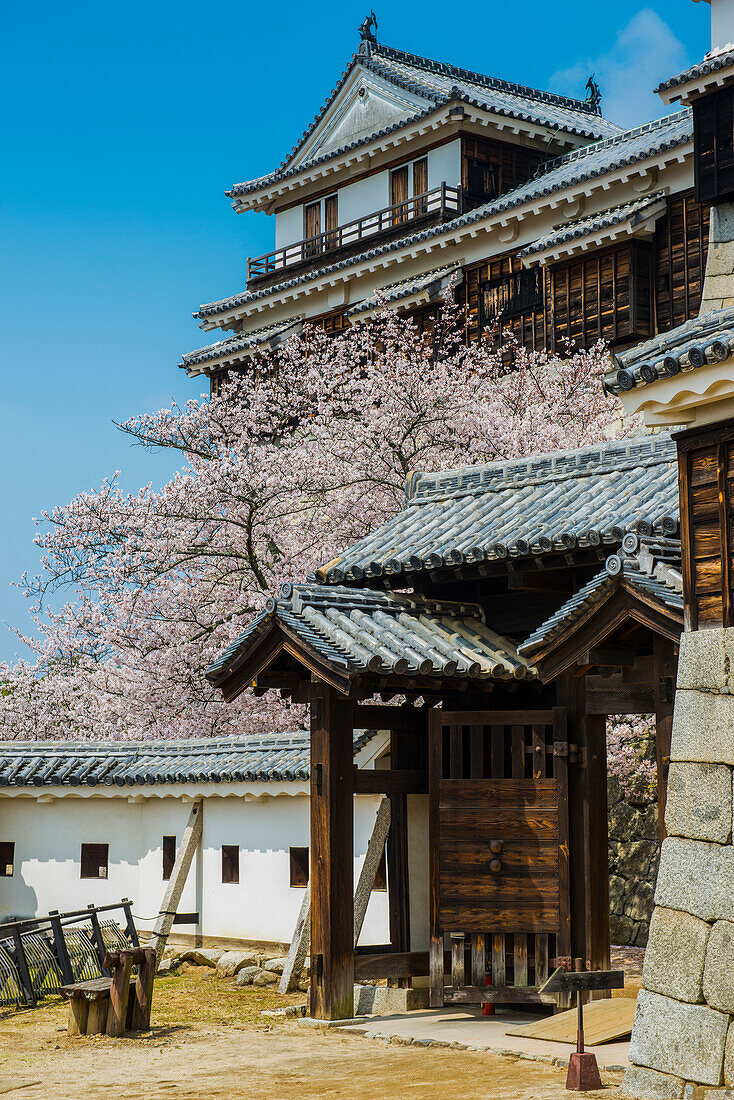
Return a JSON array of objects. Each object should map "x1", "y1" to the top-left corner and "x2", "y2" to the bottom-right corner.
[{"x1": 428, "y1": 708, "x2": 570, "y2": 1008}]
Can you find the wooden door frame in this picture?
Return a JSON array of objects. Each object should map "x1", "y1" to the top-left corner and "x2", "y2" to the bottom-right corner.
[{"x1": 428, "y1": 708, "x2": 570, "y2": 1008}]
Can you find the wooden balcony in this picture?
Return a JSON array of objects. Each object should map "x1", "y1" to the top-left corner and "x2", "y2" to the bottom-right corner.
[{"x1": 247, "y1": 184, "x2": 462, "y2": 286}]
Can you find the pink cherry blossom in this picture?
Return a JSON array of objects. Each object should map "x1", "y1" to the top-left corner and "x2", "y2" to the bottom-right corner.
[{"x1": 0, "y1": 302, "x2": 637, "y2": 755}]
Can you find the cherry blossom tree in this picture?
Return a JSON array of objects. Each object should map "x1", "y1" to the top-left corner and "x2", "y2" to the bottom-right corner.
[{"x1": 0, "y1": 303, "x2": 627, "y2": 742}]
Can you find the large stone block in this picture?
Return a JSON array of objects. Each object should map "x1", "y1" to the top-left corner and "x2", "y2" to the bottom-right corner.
[
  {"x1": 671, "y1": 692, "x2": 734, "y2": 767},
  {"x1": 666, "y1": 763, "x2": 733, "y2": 844},
  {"x1": 704, "y1": 922, "x2": 734, "y2": 1014},
  {"x1": 621, "y1": 1064, "x2": 685, "y2": 1098},
  {"x1": 629, "y1": 990, "x2": 728, "y2": 1085},
  {"x1": 643, "y1": 907, "x2": 710, "y2": 1003},
  {"x1": 655, "y1": 838, "x2": 734, "y2": 922},
  {"x1": 676, "y1": 631, "x2": 730, "y2": 694},
  {"x1": 724, "y1": 1018, "x2": 734, "y2": 1087}
]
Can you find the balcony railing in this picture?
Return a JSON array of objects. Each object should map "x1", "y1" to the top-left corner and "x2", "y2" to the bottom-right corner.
[{"x1": 247, "y1": 184, "x2": 462, "y2": 284}]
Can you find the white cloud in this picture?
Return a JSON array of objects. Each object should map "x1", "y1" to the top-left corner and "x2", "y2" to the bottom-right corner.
[{"x1": 550, "y1": 9, "x2": 690, "y2": 128}]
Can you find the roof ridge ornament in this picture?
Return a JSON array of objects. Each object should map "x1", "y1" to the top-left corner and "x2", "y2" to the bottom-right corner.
[
  {"x1": 585, "y1": 73, "x2": 602, "y2": 114},
  {"x1": 358, "y1": 11, "x2": 378, "y2": 58}
]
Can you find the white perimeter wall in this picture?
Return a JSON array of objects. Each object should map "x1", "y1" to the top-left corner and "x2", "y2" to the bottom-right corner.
[
  {"x1": 274, "y1": 139, "x2": 461, "y2": 251},
  {"x1": 0, "y1": 790, "x2": 390, "y2": 947}
]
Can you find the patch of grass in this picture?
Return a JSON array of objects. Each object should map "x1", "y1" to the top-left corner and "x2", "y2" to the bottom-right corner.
[
  {"x1": 0, "y1": 967, "x2": 305, "y2": 1045},
  {"x1": 152, "y1": 969, "x2": 305, "y2": 1029}
]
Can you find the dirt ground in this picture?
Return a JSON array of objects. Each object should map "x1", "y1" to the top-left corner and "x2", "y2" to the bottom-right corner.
[{"x1": 0, "y1": 968, "x2": 625, "y2": 1099}]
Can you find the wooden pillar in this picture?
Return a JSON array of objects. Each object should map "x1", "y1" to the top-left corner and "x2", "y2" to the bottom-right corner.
[
  {"x1": 585, "y1": 710, "x2": 610, "y2": 974},
  {"x1": 310, "y1": 680, "x2": 354, "y2": 1021},
  {"x1": 556, "y1": 674, "x2": 610, "y2": 971},
  {"x1": 654, "y1": 635, "x2": 678, "y2": 845},
  {"x1": 387, "y1": 733, "x2": 411, "y2": 986}
]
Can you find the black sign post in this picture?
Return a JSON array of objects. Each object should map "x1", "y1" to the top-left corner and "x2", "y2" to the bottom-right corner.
[{"x1": 539, "y1": 965, "x2": 625, "y2": 1091}]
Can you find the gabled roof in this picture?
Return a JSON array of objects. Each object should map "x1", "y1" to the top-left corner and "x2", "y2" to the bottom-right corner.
[
  {"x1": 227, "y1": 42, "x2": 620, "y2": 204},
  {"x1": 206, "y1": 583, "x2": 535, "y2": 700},
  {"x1": 344, "y1": 264, "x2": 460, "y2": 318},
  {"x1": 656, "y1": 48, "x2": 734, "y2": 104},
  {"x1": 0, "y1": 732, "x2": 377, "y2": 789},
  {"x1": 179, "y1": 319, "x2": 303, "y2": 376},
  {"x1": 517, "y1": 191, "x2": 667, "y2": 265},
  {"x1": 312, "y1": 435, "x2": 679, "y2": 586},
  {"x1": 196, "y1": 110, "x2": 691, "y2": 326},
  {"x1": 518, "y1": 536, "x2": 683, "y2": 659},
  {"x1": 605, "y1": 306, "x2": 734, "y2": 394}
]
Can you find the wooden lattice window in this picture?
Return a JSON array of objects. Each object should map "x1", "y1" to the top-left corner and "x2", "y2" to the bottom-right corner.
[
  {"x1": 462, "y1": 251, "x2": 546, "y2": 352},
  {"x1": 289, "y1": 846, "x2": 309, "y2": 888},
  {"x1": 694, "y1": 88, "x2": 734, "y2": 204},
  {"x1": 480, "y1": 268, "x2": 543, "y2": 325},
  {"x1": 80, "y1": 843, "x2": 109, "y2": 880},
  {"x1": 221, "y1": 845, "x2": 239, "y2": 884},
  {"x1": 461, "y1": 135, "x2": 543, "y2": 208},
  {"x1": 654, "y1": 192, "x2": 710, "y2": 333},
  {"x1": 678, "y1": 425, "x2": 734, "y2": 630},
  {"x1": 548, "y1": 241, "x2": 653, "y2": 349},
  {"x1": 162, "y1": 835, "x2": 176, "y2": 881},
  {"x1": 0, "y1": 842, "x2": 14, "y2": 877}
]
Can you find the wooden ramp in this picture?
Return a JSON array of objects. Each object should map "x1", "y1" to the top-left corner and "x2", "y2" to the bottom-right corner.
[{"x1": 506, "y1": 997, "x2": 636, "y2": 1046}]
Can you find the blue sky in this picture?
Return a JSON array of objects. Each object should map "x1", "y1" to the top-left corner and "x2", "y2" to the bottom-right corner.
[{"x1": 0, "y1": 0, "x2": 709, "y2": 661}]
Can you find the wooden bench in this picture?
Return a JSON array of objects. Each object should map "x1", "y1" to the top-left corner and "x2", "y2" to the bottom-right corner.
[{"x1": 59, "y1": 947, "x2": 156, "y2": 1037}]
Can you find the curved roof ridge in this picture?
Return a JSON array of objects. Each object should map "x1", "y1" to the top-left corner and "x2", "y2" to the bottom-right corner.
[
  {"x1": 372, "y1": 42, "x2": 599, "y2": 114},
  {"x1": 406, "y1": 433, "x2": 675, "y2": 501}
]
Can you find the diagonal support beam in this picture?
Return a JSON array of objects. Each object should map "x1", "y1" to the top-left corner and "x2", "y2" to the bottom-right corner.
[
  {"x1": 279, "y1": 796, "x2": 392, "y2": 995},
  {"x1": 150, "y1": 800, "x2": 203, "y2": 965},
  {"x1": 354, "y1": 796, "x2": 391, "y2": 944}
]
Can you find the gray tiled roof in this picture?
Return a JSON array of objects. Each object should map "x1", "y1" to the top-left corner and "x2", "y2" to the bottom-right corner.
[
  {"x1": 344, "y1": 265, "x2": 460, "y2": 317},
  {"x1": 517, "y1": 192, "x2": 667, "y2": 261},
  {"x1": 656, "y1": 49, "x2": 734, "y2": 97},
  {"x1": 604, "y1": 306, "x2": 734, "y2": 394},
  {"x1": 198, "y1": 111, "x2": 691, "y2": 323},
  {"x1": 179, "y1": 319, "x2": 302, "y2": 372},
  {"x1": 207, "y1": 583, "x2": 536, "y2": 688},
  {"x1": 518, "y1": 535, "x2": 683, "y2": 656},
  {"x1": 227, "y1": 43, "x2": 618, "y2": 202},
  {"x1": 312, "y1": 435, "x2": 679, "y2": 585},
  {"x1": 0, "y1": 731, "x2": 377, "y2": 788}
]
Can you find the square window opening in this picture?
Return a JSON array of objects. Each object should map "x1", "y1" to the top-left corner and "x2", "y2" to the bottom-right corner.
[
  {"x1": 80, "y1": 843, "x2": 108, "y2": 880},
  {"x1": 222, "y1": 845, "x2": 239, "y2": 884},
  {"x1": 289, "y1": 846, "x2": 309, "y2": 888}
]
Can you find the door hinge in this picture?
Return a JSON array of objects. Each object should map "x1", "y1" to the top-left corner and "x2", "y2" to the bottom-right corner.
[{"x1": 553, "y1": 741, "x2": 568, "y2": 757}]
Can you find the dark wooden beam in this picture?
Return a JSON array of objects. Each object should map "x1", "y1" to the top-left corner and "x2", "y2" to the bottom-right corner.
[
  {"x1": 586, "y1": 710, "x2": 611, "y2": 978},
  {"x1": 354, "y1": 704, "x2": 430, "y2": 732},
  {"x1": 387, "y1": 734, "x2": 412, "y2": 987},
  {"x1": 353, "y1": 951, "x2": 429, "y2": 982},
  {"x1": 578, "y1": 648, "x2": 638, "y2": 668},
  {"x1": 585, "y1": 680, "x2": 655, "y2": 715},
  {"x1": 353, "y1": 769, "x2": 428, "y2": 795},
  {"x1": 310, "y1": 681, "x2": 354, "y2": 1021},
  {"x1": 556, "y1": 673, "x2": 609, "y2": 975},
  {"x1": 654, "y1": 636, "x2": 678, "y2": 846}
]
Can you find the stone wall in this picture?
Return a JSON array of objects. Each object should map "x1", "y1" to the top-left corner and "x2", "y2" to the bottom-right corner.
[
  {"x1": 608, "y1": 776, "x2": 659, "y2": 947},
  {"x1": 623, "y1": 628, "x2": 734, "y2": 1099}
]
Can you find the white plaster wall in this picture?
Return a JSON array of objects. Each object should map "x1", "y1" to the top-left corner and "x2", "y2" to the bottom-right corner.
[
  {"x1": 711, "y1": 0, "x2": 734, "y2": 49},
  {"x1": 0, "y1": 797, "x2": 199, "y2": 930},
  {"x1": 274, "y1": 204, "x2": 303, "y2": 251},
  {"x1": 428, "y1": 138, "x2": 461, "y2": 190},
  {"x1": 272, "y1": 138, "x2": 461, "y2": 252},
  {"x1": 0, "y1": 789, "x2": 390, "y2": 947}
]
